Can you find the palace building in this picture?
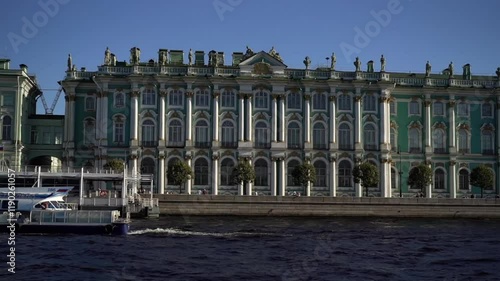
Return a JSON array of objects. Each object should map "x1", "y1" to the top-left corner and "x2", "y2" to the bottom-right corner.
[{"x1": 60, "y1": 47, "x2": 500, "y2": 198}]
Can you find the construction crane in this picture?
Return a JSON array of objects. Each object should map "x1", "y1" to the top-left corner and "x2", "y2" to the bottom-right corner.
[{"x1": 39, "y1": 86, "x2": 63, "y2": 115}]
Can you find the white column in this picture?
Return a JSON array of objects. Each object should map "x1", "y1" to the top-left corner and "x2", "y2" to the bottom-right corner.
[
  {"x1": 380, "y1": 97, "x2": 387, "y2": 145},
  {"x1": 159, "y1": 92, "x2": 166, "y2": 140},
  {"x1": 271, "y1": 158, "x2": 277, "y2": 196},
  {"x1": 247, "y1": 95, "x2": 253, "y2": 142},
  {"x1": 272, "y1": 95, "x2": 277, "y2": 142},
  {"x1": 212, "y1": 156, "x2": 219, "y2": 195},
  {"x1": 247, "y1": 158, "x2": 253, "y2": 195},
  {"x1": 186, "y1": 157, "x2": 192, "y2": 194},
  {"x1": 186, "y1": 92, "x2": 193, "y2": 141},
  {"x1": 386, "y1": 100, "x2": 391, "y2": 148},
  {"x1": 386, "y1": 162, "x2": 392, "y2": 198},
  {"x1": 131, "y1": 92, "x2": 139, "y2": 140},
  {"x1": 131, "y1": 157, "x2": 138, "y2": 194},
  {"x1": 238, "y1": 183, "x2": 243, "y2": 196},
  {"x1": 355, "y1": 96, "x2": 362, "y2": 145},
  {"x1": 306, "y1": 181, "x2": 311, "y2": 196},
  {"x1": 449, "y1": 162, "x2": 456, "y2": 198},
  {"x1": 239, "y1": 94, "x2": 245, "y2": 141},
  {"x1": 279, "y1": 159, "x2": 286, "y2": 196},
  {"x1": 380, "y1": 160, "x2": 387, "y2": 197},
  {"x1": 449, "y1": 100, "x2": 456, "y2": 149},
  {"x1": 329, "y1": 159, "x2": 337, "y2": 197},
  {"x1": 329, "y1": 96, "x2": 336, "y2": 144},
  {"x1": 213, "y1": 92, "x2": 219, "y2": 141},
  {"x1": 425, "y1": 101, "x2": 432, "y2": 148},
  {"x1": 159, "y1": 157, "x2": 165, "y2": 194},
  {"x1": 305, "y1": 96, "x2": 311, "y2": 143},
  {"x1": 355, "y1": 183, "x2": 362, "y2": 197},
  {"x1": 279, "y1": 96, "x2": 285, "y2": 142}
]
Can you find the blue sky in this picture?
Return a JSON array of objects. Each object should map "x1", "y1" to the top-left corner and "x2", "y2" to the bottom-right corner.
[{"x1": 1, "y1": 0, "x2": 499, "y2": 115}]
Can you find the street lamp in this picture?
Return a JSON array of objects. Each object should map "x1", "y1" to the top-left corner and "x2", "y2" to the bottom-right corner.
[{"x1": 398, "y1": 145, "x2": 403, "y2": 198}]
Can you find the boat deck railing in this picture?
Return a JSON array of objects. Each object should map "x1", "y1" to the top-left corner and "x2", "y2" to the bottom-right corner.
[{"x1": 29, "y1": 210, "x2": 120, "y2": 224}]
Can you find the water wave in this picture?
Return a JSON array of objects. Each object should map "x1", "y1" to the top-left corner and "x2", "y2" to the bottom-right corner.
[{"x1": 128, "y1": 227, "x2": 286, "y2": 237}]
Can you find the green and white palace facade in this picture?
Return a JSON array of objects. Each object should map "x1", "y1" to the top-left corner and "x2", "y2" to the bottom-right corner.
[{"x1": 61, "y1": 47, "x2": 500, "y2": 198}]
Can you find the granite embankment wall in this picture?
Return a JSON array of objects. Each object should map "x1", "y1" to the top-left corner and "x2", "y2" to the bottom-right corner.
[{"x1": 154, "y1": 195, "x2": 500, "y2": 218}]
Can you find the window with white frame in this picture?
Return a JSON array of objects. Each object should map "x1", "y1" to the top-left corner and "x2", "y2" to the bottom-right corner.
[
  {"x1": 363, "y1": 124, "x2": 377, "y2": 150},
  {"x1": 390, "y1": 128, "x2": 397, "y2": 151},
  {"x1": 221, "y1": 120, "x2": 236, "y2": 147},
  {"x1": 338, "y1": 160, "x2": 352, "y2": 187},
  {"x1": 220, "y1": 89, "x2": 235, "y2": 108},
  {"x1": 287, "y1": 92, "x2": 301, "y2": 110},
  {"x1": 339, "y1": 123, "x2": 351, "y2": 150},
  {"x1": 195, "y1": 89, "x2": 210, "y2": 108},
  {"x1": 195, "y1": 120, "x2": 209, "y2": 146},
  {"x1": 338, "y1": 94, "x2": 351, "y2": 111},
  {"x1": 168, "y1": 119, "x2": 183, "y2": 144},
  {"x1": 314, "y1": 161, "x2": 327, "y2": 187},
  {"x1": 255, "y1": 121, "x2": 270, "y2": 148},
  {"x1": 409, "y1": 128, "x2": 420, "y2": 152},
  {"x1": 363, "y1": 95, "x2": 376, "y2": 112},
  {"x1": 287, "y1": 160, "x2": 300, "y2": 186},
  {"x1": 409, "y1": 101, "x2": 420, "y2": 115},
  {"x1": 458, "y1": 129, "x2": 469, "y2": 153},
  {"x1": 457, "y1": 102, "x2": 469, "y2": 117},
  {"x1": 458, "y1": 169, "x2": 469, "y2": 190},
  {"x1": 85, "y1": 96, "x2": 95, "y2": 111},
  {"x1": 142, "y1": 89, "x2": 156, "y2": 106},
  {"x1": 433, "y1": 101, "x2": 444, "y2": 116},
  {"x1": 432, "y1": 128, "x2": 446, "y2": 153},
  {"x1": 114, "y1": 119, "x2": 124, "y2": 143},
  {"x1": 254, "y1": 91, "x2": 268, "y2": 109},
  {"x1": 390, "y1": 100, "x2": 396, "y2": 115},
  {"x1": 115, "y1": 92, "x2": 125, "y2": 108},
  {"x1": 169, "y1": 89, "x2": 183, "y2": 107},
  {"x1": 84, "y1": 118, "x2": 95, "y2": 145},
  {"x1": 391, "y1": 168, "x2": 396, "y2": 189},
  {"x1": 482, "y1": 102, "x2": 493, "y2": 118},
  {"x1": 312, "y1": 93, "x2": 327, "y2": 110},
  {"x1": 220, "y1": 158, "x2": 235, "y2": 186},
  {"x1": 481, "y1": 130, "x2": 494, "y2": 154},
  {"x1": 287, "y1": 122, "x2": 301, "y2": 148},
  {"x1": 1, "y1": 116, "x2": 12, "y2": 141},
  {"x1": 434, "y1": 169, "x2": 445, "y2": 189},
  {"x1": 313, "y1": 122, "x2": 327, "y2": 149},
  {"x1": 194, "y1": 158, "x2": 209, "y2": 185},
  {"x1": 141, "y1": 120, "x2": 155, "y2": 145},
  {"x1": 254, "y1": 159, "x2": 268, "y2": 186}
]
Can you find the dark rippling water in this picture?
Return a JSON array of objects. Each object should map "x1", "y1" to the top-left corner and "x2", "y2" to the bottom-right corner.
[{"x1": 2, "y1": 216, "x2": 500, "y2": 281}]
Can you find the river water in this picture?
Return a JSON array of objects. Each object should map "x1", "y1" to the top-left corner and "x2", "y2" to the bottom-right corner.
[{"x1": 2, "y1": 216, "x2": 500, "y2": 281}]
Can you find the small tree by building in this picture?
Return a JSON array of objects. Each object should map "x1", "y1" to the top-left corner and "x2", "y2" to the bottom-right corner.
[
  {"x1": 231, "y1": 160, "x2": 256, "y2": 195},
  {"x1": 352, "y1": 162, "x2": 379, "y2": 197},
  {"x1": 470, "y1": 164, "x2": 494, "y2": 198},
  {"x1": 103, "y1": 158, "x2": 125, "y2": 173},
  {"x1": 407, "y1": 163, "x2": 432, "y2": 195},
  {"x1": 291, "y1": 162, "x2": 316, "y2": 195},
  {"x1": 167, "y1": 159, "x2": 193, "y2": 194}
]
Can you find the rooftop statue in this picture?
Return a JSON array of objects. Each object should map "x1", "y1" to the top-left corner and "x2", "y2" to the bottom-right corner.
[
  {"x1": 496, "y1": 67, "x2": 500, "y2": 79},
  {"x1": 67, "y1": 54, "x2": 72, "y2": 71},
  {"x1": 331, "y1": 52, "x2": 336, "y2": 70},
  {"x1": 425, "y1": 61, "x2": 431, "y2": 77},
  {"x1": 448, "y1": 61, "x2": 454, "y2": 78},
  {"x1": 104, "y1": 47, "x2": 111, "y2": 65},
  {"x1": 188, "y1": 49, "x2": 193, "y2": 66},
  {"x1": 130, "y1": 47, "x2": 141, "y2": 65},
  {"x1": 354, "y1": 57, "x2": 361, "y2": 72},
  {"x1": 268, "y1": 46, "x2": 283, "y2": 62},
  {"x1": 158, "y1": 50, "x2": 167, "y2": 66},
  {"x1": 243, "y1": 45, "x2": 254, "y2": 60},
  {"x1": 380, "y1": 54, "x2": 386, "y2": 72},
  {"x1": 303, "y1": 56, "x2": 311, "y2": 69}
]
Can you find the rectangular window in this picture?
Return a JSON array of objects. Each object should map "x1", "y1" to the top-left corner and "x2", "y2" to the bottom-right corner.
[
  {"x1": 363, "y1": 95, "x2": 376, "y2": 112},
  {"x1": 409, "y1": 101, "x2": 420, "y2": 115},
  {"x1": 169, "y1": 90, "x2": 183, "y2": 107},
  {"x1": 195, "y1": 90, "x2": 209, "y2": 108},
  {"x1": 221, "y1": 91, "x2": 235, "y2": 108},
  {"x1": 457, "y1": 103, "x2": 469, "y2": 117},
  {"x1": 142, "y1": 90, "x2": 155, "y2": 106},
  {"x1": 390, "y1": 101, "x2": 396, "y2": 115},
  {"x1": 433, "y1": 102, "x2": 444, "y2": 116},
  {"x1": 85, "y1": 97, "x2": 95, "y2": 111},
  {"x1": 338, "y1": 95, "x2": 351, "y2": 111},
  {"x1": 482, "y1": 103, "x2": 493, "y2": 118},
  {"x1": 313, "y1": 94, "x2": 326, "y2": 110},
  {"x1": 114, "y1": 123, "x2": 124, "y2": 143}
]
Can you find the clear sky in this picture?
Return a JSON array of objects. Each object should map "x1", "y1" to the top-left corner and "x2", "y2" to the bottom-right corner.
[{"x1": 1, "y1": 0, "x2": 499, "y2": 115}]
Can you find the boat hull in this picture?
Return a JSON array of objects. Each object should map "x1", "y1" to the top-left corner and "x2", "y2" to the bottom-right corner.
[{"x1": 1, "y1": 223, "x2": 129, "y2": 235}]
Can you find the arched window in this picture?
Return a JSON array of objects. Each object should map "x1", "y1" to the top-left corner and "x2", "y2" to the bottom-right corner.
[
  {"x1": 287, "y1": 92, "x2": 301, "y2": 109},
  {"x1": 115, "y1": 92, "x2": 125, "y2": 107},
  {"x1": 363, "y1": 124, "x2": 377, "y2": 150},
  {"x1": 338, "y1": 94, "x2": 351, "y2": 111},
  {"x1": 1, "y1": 116, "x2": 12, "y2": 141},
  {"x1": 221, "y1": 120, "x2": 236, "y2": 148},
  {"x1": 220, "y1": 89, "x2": 235, "y2": 108},
  {"x1": 168, "y1": 119, "x2": 183, "y2": 146},
  {"x1": 314, "y1": 161, "x2": 327, "y2": 187},
  {"x1": 458, "y1": 129, "x2": 469, "y2": 153},
  {"x1": 195, "y1": 120, "x2": 209, "y2": 147},
  {"x1": 338, "y1": 160, "x2": 352, "y2": 187},
  {"x1": 287, "y1": 122, "x2": 301, "y2": 149},
  {"x1": 195, "y1": 89, "x2": 210, "y2": 108},
  {"x1": 255, "y1": 121, "x2": 270, "y2": 148},
  {"x1": 313, "y1": 122, "x2": 327, "y2": 150},
  {"x1": 254, "y1": 91, "x2": 268, "y2": 109},
  {"x1": 409, "y1": 128, "x2": 420, "y2": 153},
  {"x1": 434, "y1": 169, "x2": 445, "y2": 189},
  {"x1": 339, "y1": 123, "x2": 351, "y2": 150},
  {"x1": 140, "y1": 158, "x2": 155, "y2": 174},
  {"x1": 433, "y1": 128, "x2": 445, "y2": 153},
  {"x1": 141, "y1": 120, "x2": 155, "y2": 146},
  {"x1": 312, "y1": 93, "x2": 327, "y2": 110},
  {"x1": 84, "y1": 118, "x2": 95, "y2": 145},
  {"x1": 194, "y1": 158, "x2": 209, "y2": 185},
  {"x1": 482, "y1": 130, "x2": 494, "y2": 155},
  {"x1": 254, "y1": 159, "x2": 268, "y2": 186},
  {"x1": 287, "y1": 160, "x2": 300, "y2": 186},
  {"x1": 220, "y1": 158, "x2": 235, "y2": 186},
  {"x1": 458, "y1": 169, "x2": 469, "y2": 190}
]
